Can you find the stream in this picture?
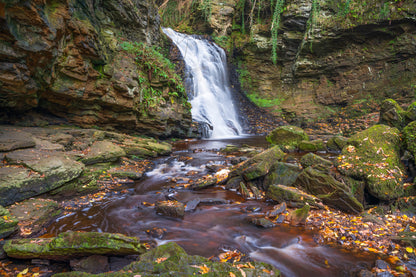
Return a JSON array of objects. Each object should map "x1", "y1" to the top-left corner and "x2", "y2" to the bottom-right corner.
[{"x1": 45, "y1": 136, "x2": 375, "y2": 277}]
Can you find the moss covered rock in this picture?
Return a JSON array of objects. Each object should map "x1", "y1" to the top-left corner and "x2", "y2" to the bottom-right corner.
[
  {"x1": 3, "y1": 231, "x2": 146, "y2": 260},
  {"x1": 266, "y1": 126, "x2": 309, "y2": 149},
  {"x1": 336, "y1": 125, "x2": 404, "y2": 201},
  {"x1": 288, "y1": 204, "x2": 310, "y2": 226},
  {"x1": 326, "y1": 136, "x2": 349, "y2": 153},
  {"x1": 53, "y1": 242, "x2": 280, "y2": 277},
  {"x1": 0, "y1": 206, "x2": 18, "y2": 239},
  {"x1": 155, "y1": 200, "x2": 185, "y2": 218},
  {"x1": 296, "y1": 167, "x2": 363, "y2": 213},
  {"x1": 379, "y1": 99, "x2": 406, "y2": 129},
  {"x1": 298, "y1": 140, "x2": 325, "y2": 152},
  {"x1": 406, "y1": 102, "x2": 416, "y2": 122},
  {"x1": 300, "y1": 153, "x2": 333, "y2": 170},
  {"x1": 263, "y1": 162, "x2": 303, "y2": 190},
  {"x1": 267, "y1": 184, "x2": 323, "y2": 209},
  {"x1": 403, "y1": 121, "x2": 416, "y2": 159}
]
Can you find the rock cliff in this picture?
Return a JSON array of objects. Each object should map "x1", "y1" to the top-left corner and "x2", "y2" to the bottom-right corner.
[
  {"x1": 0, "y1": 0, "x2": 192, "y2": 138},
  {"x1": 160, "y1": 0, "x2": 416, "y2": 125}
]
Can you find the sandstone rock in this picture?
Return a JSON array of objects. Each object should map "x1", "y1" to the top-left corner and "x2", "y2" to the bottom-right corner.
[
  {"x1": 81, "y1": 141, "x2": 126, "y2": 165},
  {"x1": 1, "y1": 150, "x2": 84, "y2": 206},
  {"x1": 3, "y1": 231, "x2": 146, "y2": 260},
  {"x1": 266, "y1": 126, "x2": 309, "y2": 150},
  {"x1": 8, "y1": 198, "x2": 61, "y2": 237},
  {"x1": 0, "y1": 206, "x2": 18, "y2": 239},
  {"x1": 336, "y1": 125, "x2": 404, "y2": 201},
  {"x1": 0, "y1": 130, "x2": 35, "y2": 152}
]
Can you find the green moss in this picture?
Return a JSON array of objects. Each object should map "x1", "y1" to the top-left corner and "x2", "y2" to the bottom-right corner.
[
  {"x1": 298, "y1": 139, "x2": 325, "y2": 152},
  {"x1": 403, "y1": 121, "x2": 416, "y2": 158},
  {"x1": 336, "y1": 125, "x2": 404, "y2": 201},
  {"x1": 266, "y1": 125, "x2": 309, "y2": 149}
]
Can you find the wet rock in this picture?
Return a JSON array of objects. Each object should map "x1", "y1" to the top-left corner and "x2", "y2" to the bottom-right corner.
[
  {"x1": 263, "y1": 162, "x2": 303, "y2": 190},
  {"x1": 296, "y1": 167, "x2": 363, "y2": 213},
  {"x1": 0, "y1": 205, "x2": 18, "y2": 239},
  {"x1": 336, "y1": 125, "x2": 404, "y2": 201},
  {"x1": 267, "y1": 202, "x2": 287, "y2": 218},
  {"x1": 275, "y1": 214, "x2": 286, "y2": 223},
  {"x1": 379, "y1": 99, "x2": 406, "y2": 130},
  {"x1": 70, "y1": 255, "x2": 109, "y2": 274},
  {"x1": 146, "y1": 227, "x2": 166, "y2": 239},
  {"x1": 190, "y1": 177, "x2": 217, "y2": 190},
  {"x1": 3, "y1": 231, "x2": 146, "y2": 260},
  {"x1": 81, "y1": 140, "x2": 126, "y2": 165},
  {"x1": 298, "y1": 139, "x2": 325, "y2": 152},
  {"x1": 266, "y1": 126, "x2": 309, "y2": 149},
  {"x1": 155, "y1": 200, "x2": 185, "y2": 218},
  {"x1": 0, "y1": 150, "x2": 84, "y2": 206},
  {"x1": 8, "y1": 198, "x2": 61, "y2": 237},
  {"x1": 288, "y1": 204, "x2": 310, "y2": 226},
  {"x1": 326, "y1": 136, "x2": 349, "y2": 153},
  {"x1": 267, "y1": 184, "x2": 323, "y2": 209},
  {"x1": 199, "y1": 198, "x2": 228, "y2": 205},
  {"x1": 249, "y1": 217, "x2": 277, "y2": 228},
  {"x1": 0, "y1": 130, "x2": 35, "y2": 152},
  {"x1": 108, "y1": 167, "x2": 143, "y2": 180},
  {"x1": 185, "y1": 198, "x2": 201, "y2": 212},
  {"x1": 206, "y1": 163, "x2": 226, "y2": 173},
  {"x1": 375, "y1": 259, "x2": 390, "y2": 270},
  {"x1": 357, "y1": 269, "x2": 375, "y2": 277},
  {"x1": 300, "y1": 153, "x2": 333, "y2": 170}
]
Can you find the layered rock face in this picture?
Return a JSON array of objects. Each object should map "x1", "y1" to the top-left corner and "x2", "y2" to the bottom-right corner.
[
  {"x1": 0, "y1": 0, "x2": 192, "y2": 137},
  {"x1": 161, "y1": 0, "x2": 416, "y2": 123}
]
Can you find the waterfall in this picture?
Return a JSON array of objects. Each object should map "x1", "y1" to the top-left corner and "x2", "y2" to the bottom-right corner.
[{"x1": 163, "y1": 28, "x2": 243, "y2": 138}]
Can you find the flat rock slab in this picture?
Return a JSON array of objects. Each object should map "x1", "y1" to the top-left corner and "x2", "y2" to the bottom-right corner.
[
  {"x1": 8, "y1": 198, "x2": 61, "y2": 237},
  {"x1": 1, "y1": 150, "x2": 84, "y2": 206},
  {"x1": 0, "y1": 130, "x2": 35, "y2": 152},
  {"x1": 81, "y1": 140, "x2": 126, "y2": 165},
  {"x1": 3, "y1": 231, "x2": 147, "y2": 260}
]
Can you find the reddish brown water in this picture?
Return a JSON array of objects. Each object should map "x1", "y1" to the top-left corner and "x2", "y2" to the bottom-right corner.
[{"x1": 46, "y1": 136, "x2": 375, "y2": 277}]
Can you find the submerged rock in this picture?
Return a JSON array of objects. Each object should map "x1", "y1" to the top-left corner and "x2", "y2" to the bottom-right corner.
[{"x1": 3, "y1": 231, "x2": 146, "y2": 260}]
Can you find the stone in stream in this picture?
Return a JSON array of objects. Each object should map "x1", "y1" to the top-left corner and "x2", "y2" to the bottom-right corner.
[
  {"x1": 185, "y1": 198, "x2": 201, "y2": 212},
  {"x1": 288, "y1": 204, "x2": 310, "y2": 226},
  {"x1": 3, "y1": 231, "x2": 146, "y2": 260},
  {"x1": 267, "y1": 202, "x2": 287, "y2": 218},
  {"x1": 155, "y1": 200, "x2": 185, "y2": 218},
  {"x1": 249, "y1": 217, "x2": 277, "y2": 228},
  {"x1": 70, "y1": 255, "x2": 109, "y2": 274}
]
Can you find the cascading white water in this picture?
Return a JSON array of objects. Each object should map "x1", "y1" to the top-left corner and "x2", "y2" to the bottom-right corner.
[{"x1": 163, "y1": 28, "x2": 243, "y2": 138}]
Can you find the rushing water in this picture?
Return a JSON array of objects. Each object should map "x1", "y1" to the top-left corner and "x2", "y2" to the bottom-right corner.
[
  {"x1": 46, "y1": 137, "x2": 375, "y2": 277},
  {"x1": 162, "y1": 28, "x2": 243, "y2": 138}
]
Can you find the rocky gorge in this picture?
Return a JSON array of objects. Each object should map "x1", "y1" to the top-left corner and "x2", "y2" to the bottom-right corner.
[{"x1": 1, "y1": 0, "x2": 416, "y2": 276}]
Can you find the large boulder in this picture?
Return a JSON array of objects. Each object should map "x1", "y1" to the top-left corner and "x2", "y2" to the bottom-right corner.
[
  {"x1": 0, "y1": 206, "x2": 18, "y2": 239},
  {"x1": 336, "y1": 125, "x2": 404, "y2": 201},
  {"x1": 266, "y1": 126, "x2": 309, "y2": 150},
  {"x1": 267, "y1": 184, "x2": 324, "y2": 209},
  {"x1": 263, "y1": 162, "x2": 303, "y2": 190},
  {"x1": 52, "y1": 242, "x2": 280, "y2": 277},
  {"x1": 296, "y1": 167, "x2": 363, "y2": 213},
  {"x1": 1, "y1": 150, "x2": 84, "y2": 206},
  {"x1": 3, "y1": 231, "x2": 146, "y2": 260}
]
